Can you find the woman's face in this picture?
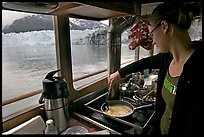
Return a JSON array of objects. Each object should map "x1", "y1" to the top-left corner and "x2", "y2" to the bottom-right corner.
[{"x1": 148, "y1": 22, "x2": 170, "y2": 53}]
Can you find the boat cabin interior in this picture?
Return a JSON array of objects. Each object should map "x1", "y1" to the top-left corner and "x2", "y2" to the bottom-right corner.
[{"x1": 2, "y1": 1, "x2": 202, "y2": 135}]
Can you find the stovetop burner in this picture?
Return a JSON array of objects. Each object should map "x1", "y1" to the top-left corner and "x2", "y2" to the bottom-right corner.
[{"x1": 77, "y1": 92, "x2": 156, "y2": 134}]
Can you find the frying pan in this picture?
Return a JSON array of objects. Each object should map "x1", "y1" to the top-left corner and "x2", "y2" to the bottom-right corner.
[{"x1": 101, "y1": 100, "x2": 153, "y2": 118}]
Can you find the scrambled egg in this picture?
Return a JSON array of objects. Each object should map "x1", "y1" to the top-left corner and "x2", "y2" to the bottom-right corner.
[{"x1": 104, "y1": 105, "x2": 133, "y2": 117}]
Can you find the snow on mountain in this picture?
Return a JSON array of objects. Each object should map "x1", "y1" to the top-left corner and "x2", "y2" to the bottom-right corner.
[
  {"x1": 70, "y1": 18, "x2": 107, "y2": 29},
  {"x1": 2, "y1": 14, "x2": 108, "y2": 34}
]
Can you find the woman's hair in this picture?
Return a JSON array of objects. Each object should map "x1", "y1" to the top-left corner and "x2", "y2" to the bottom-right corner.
[{"x1": 148, "y1": 2, "x2": 201, "y2": 30}]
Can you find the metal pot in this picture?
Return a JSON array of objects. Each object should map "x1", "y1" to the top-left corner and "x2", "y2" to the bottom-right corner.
[
  {"x1": 101, "y1": 100, "x2": 153, "y2": 118},
  {"x1": 119, "y1": 82, "x2": 140, "y2": 98}
]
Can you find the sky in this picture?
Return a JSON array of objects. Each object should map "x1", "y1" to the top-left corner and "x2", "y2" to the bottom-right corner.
[
  {"x1": 2, "y1": 9, "x2": 109, "y2": 30},
  {"x1": 2, "y1": 10, "x2": 36, "y2": 29}
]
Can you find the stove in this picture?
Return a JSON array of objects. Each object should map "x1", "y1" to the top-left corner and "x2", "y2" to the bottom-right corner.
[{"x1": 75, "y1": 88, "x2": 156, "y2": 135}]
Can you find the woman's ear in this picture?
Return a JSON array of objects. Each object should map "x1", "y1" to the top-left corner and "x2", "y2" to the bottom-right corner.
[{"x1": 161, "y1": 21, "x2": 169, "y2": 33}]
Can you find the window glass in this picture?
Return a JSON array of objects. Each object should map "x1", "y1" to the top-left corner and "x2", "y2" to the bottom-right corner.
[
  {"x1": 121, "y1": 31, "x2": 135, "y2": 67},
  {"x1": 121, "y1": 30, "x2": 150, "y2": 66},
  {"x1": 189, "y1": 18, "x2": 202, "y2": 41},
  {"x1": 2, "y1": 10, "x2": 57, "y2": 117},
  {"x1": 139, "y1": 47, "x2": 150, "y2": 59},
  {"x1": 70, "y1": 18, "x2": 108, "y2": 89}
]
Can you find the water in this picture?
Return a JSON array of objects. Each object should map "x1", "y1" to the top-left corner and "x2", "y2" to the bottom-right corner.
[{"x1": 2, "y1": 42, "x2": 135, "y2": 100}]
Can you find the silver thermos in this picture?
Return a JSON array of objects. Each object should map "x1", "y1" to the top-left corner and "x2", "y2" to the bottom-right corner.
[{"x1": 39, "y1": 69, "x2": 69, "y2": 133}]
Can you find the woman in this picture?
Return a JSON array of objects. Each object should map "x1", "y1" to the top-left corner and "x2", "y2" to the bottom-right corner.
[{"x1": 108, "y1": 2, "x2": 203, "y2": 135}]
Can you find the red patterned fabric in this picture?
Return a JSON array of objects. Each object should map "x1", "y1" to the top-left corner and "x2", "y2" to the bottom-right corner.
[{"x1": 128, "y1": 22, "x2": 153, "y2": 50}]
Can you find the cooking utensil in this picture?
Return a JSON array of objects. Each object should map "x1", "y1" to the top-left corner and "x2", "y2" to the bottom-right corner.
[
  {"x1": 101, "y1": 100, "x2": 154, "y2": 118},
  {"x1": 106, "y1": 89, "x2": 111, "y2": 101},
  {"x1": 142, "y1": 88, "x2": 155, "y2": 99},
  {"x1": 133, "y1": 88, "x2": 156, "y2": 103},
  {"x1": 103, "y1": 89, "x2": 112, "y2": 111}
]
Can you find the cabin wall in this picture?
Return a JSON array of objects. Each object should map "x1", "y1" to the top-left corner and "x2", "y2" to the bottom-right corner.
[{"x1": 3, "y1": 105, "x2": 45, "y2": 132}]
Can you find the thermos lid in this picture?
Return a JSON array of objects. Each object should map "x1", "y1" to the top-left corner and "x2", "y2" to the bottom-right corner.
[
  {"x1": 46, "y1": 119, "x2": 54, "y2": 125},
  {"x1": 38, "y1": 69, "x2": 69, "y2": 104},
  {"x1": 45, "y1": 69, "x2": 61, "y2": 80}
]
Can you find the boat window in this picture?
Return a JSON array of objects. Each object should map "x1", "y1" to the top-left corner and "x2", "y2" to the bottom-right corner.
[
  {"x1": 70, "y1": 18, "x2": 109, "y2": 89},
  {"x1": 121, "y1": 30, "x2": 156, "y2": 66},
  {"x1": 189, "y1": 18, "x2": 202, "y2": 41},
  {"x1": 121, "y1": 31, "x2": 136, "y2": 67},
  {"x1": 2, "y1": 10, "x2": 57, "y2": 117}
]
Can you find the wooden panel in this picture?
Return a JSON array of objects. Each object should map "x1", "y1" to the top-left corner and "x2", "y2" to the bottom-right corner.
[
  {"x1": 52, "y1": 2, "x2": 134, "y2": 20},
  {"x1": 3, "y1": 104, "x2": 45, "y2": 132},
  {"x1": 52, "y1": 2, "x2": 82, "y2": 15},
  {"x1": 65, "y1": 5, "x2": 130, "y2": 19},
  {"x1": 80, "y1": 2, "x2": 135, "y2": 15}
]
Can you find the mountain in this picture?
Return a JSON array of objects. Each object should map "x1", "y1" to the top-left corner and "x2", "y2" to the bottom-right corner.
[
  {"x1": 3, "y1": 15, "x2": 53, "y2": 34},
  {"x1": 2, "y1": 14, "x2": 108, "y2": 34},
  {"x1": 70, "y1": 18, "x2": 107, "y2": 30}
]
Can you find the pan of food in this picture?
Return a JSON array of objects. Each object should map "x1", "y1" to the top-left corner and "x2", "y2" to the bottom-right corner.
[{"x1": 101, "y1": 100, "x2": 153, "y2": 118}]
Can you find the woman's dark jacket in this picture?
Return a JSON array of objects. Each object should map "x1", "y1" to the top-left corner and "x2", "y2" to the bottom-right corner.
[{"x1": 118, "y1": 42, "x2": 203, "y2": 136}]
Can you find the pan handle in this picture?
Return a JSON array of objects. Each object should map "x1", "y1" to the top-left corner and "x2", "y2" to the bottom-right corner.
[{"x1": 133, "y1": 103, "x2": 154, "y2": 110}]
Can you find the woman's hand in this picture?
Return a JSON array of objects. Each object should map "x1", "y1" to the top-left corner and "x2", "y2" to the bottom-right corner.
[{"x1": 108, "y1": 71, "x2": 121, "y2": 90}]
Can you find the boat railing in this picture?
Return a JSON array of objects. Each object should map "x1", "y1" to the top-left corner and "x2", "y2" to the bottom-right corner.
[{"x1": 2, "y1": 59, "x2": 134, "y2": 107}]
